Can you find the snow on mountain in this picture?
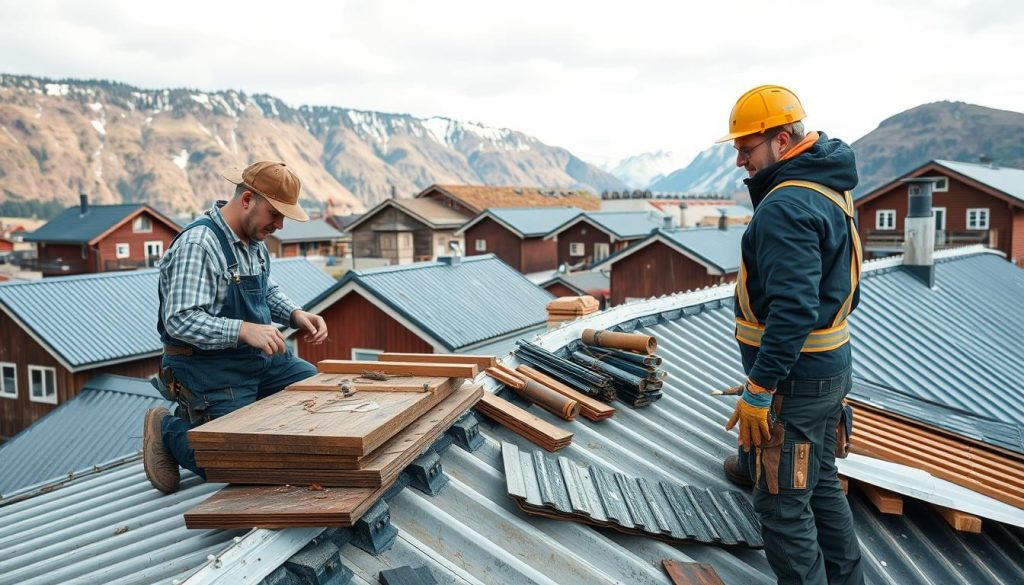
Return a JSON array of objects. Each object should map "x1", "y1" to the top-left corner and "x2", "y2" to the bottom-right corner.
[
  {"x1": 648, "y1": 143, "x2": 747, "y2": 196},
  {"x1": 605, "y1": 150, "x2": 692, "y2": 189}
]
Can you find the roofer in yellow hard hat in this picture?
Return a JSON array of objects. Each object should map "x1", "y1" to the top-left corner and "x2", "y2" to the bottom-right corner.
[
  {"x1": 717, "y1": 86, "x2": 864, "y2": 585},
  {"x1": 142, "y1": 161, "x2": 329, "y2": 494}
]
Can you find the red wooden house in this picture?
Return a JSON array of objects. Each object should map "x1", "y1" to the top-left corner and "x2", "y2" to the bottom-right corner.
[
  {"x1": 543, "y1": 211, "x2": 667, "y2": 269},
  {"x1": 855, "y1": 160, "x2": 1024, "y2": 266},
  {"x1": 23, "y1": 196, "x2": 180, "y2": 276},
  {"x1": 457, "y1": 208, "x2": 581, "y2": 274}
]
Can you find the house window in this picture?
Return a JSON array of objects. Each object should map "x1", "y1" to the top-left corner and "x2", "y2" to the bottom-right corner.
[
  {"x1": 352, "y1": 348, "x2": 383, "y2": 361},
  {"x1": 931, "y1": 177, "x2": 949, "y2": 192},
  {"x1": 28, "y1": 365, "x2": 57, "y2": 404},
  {"x1": 875, "y1": 210, "x2": 896, "y2": 230},
  {"x1": 967, "y1": 208, "x2": 990, "y2": 230},
  {"x1": 475, "y1": 239, "x2": 487, "y2": 252},
  {"x1": 593, "y1": 242, "x2": 610, "y2": 261},
  {"x1": 115, "y1": 243, "x2": 130, "y2": 258},
  {"x1": 0, "y1": 362, "x2": 16, "y2": 399},
  {"x1": 933, "y1": 207, "x2": 947, "y2": 231},
  {"x1": 132, "y1": 215, "x2": 152, "y2": 233},
  {"x1": 569, "y1": 243, "x2": 585, "y2": 257}
]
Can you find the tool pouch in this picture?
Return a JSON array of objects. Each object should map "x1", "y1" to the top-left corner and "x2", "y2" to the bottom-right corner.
[
  {"x1": 836, "y1": 402, "x2": 853, "y2": 459},
  {"x1": 153, "y1": 367, "x2": 210, "y2": 425},
  {"x1": 756, "y1": 396, "x2": 786, "y2": 495}
]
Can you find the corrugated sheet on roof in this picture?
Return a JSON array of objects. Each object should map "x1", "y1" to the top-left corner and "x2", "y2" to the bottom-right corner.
[
  {"x1": 541, "y1": 270, "x2": 610, "y2": 295},
  {"x1": 389, "y1": 198, "x2": 467, "y2": 228},
  {"x1": 582, "y1": 211, "x2": 665, "y2": 239},
  {"x1": 850, "y1": 252, "x2": 1024, "y2": 425},
  {"x1": 658, "y1": 226, "x2": 745, "y2": 273},
  {"x1": 339, "y1": 255, "x2": 553, "y2": 350},
  {"x1": 270, "y1": 218, "x2": 344, "y2": 243},
  {"x1": 0, "y1": 375, "x2": 169, "y2": 498},
  {"x1": 0, "y1": 259, "x2": 335, "y2": 369}
]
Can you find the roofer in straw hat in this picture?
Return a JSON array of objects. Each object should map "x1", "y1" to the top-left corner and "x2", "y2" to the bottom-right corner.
[{"x1": 143, "y1": 161, "x2": 328, "y2": 494}]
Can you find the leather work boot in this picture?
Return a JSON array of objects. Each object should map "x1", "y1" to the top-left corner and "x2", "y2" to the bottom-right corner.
[
  {"x1": 143, "y1": 407, "x2": 181, "y2": 494},
  {"x1": 723, "y1": 454, "x2": 754, "y2": 488}
]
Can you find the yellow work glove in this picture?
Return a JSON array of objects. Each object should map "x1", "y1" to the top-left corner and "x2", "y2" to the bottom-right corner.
[{"x1": 725, "y1": 379, "x2": 774, "y2": 452}]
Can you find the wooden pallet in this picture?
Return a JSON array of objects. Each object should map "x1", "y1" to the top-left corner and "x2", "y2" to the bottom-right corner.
[
  {"x1": 188, "y1": 378, "x2": 454, "y2": 457},
  {"x1": 184, "y1": 481, "x2": 391, "y2": 529},
  {"x1": 203, "y1": 383, "x2": 483, "y2": 486},
  {"x1": 476, "y1": 392, "x2": 572, "y2": 451}
]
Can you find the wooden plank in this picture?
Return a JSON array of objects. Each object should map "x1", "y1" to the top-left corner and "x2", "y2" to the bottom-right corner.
[
  {"x1": 319, "y1": 360, "x2": 478, "y2": 379},
  {"x1": 188, "y1": 379, "x2": 454, "y2": 456},
  {"x1": 378, "y1": 353, "x2": 496, "y2": 370},
  {"x1": 855, "y1": 481, "x2": 904, "y2": 515},
  {"x1": 932, "y1": 505, "x2": 983, "y2": 533},
  {"x1": 203, "y1": 384, "x2": 484, "y2": 486},
  {"x1": 516, "y1": 365, "x2": 615, "y2": 421},
  {"x1": 485, "y1": 367, "x2": 526, "y2": 390},
  {"x1": 184, "y1": 481, "x2": 390, "y2": 529},
  {"x1": 476, "y1": 392, "x2": 572, "y2": 452},
  {"x1": 662, "y1": 560, "x2": 725, "y2": 585},
  {"x1": 286, "y1": 372, "x2": 436, "y2": 393}
]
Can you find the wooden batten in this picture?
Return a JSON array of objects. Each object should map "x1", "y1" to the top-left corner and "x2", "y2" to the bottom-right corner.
[
  {"x1": 318, "y1": 359, "x2": 478, "y2": 379},
  {"x1": 855, "y1": 481, "x2": 904, "y2": 515},
  {"x1": 932, "y1": 505, "x2": 983, "y2": 533},
  {"x1": 476, "y1": 392, "x2": 572, "y2": 451},
  {"x1": 378, "y1": 353, "x2": 497, "y2": 370}
]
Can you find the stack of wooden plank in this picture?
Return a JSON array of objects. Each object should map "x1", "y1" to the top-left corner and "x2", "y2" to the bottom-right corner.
[
  {"x1": 183, "y1": 356, "x2": 486, "y2": 529},
  {"x1": 546, "y1": 295, "x2": 600, "y2": 328},
  {"x1": 475, "y1": 392, "x2": 572, "y2": 451},
  {"x1": 577, "y1": 329, "x2": 667, "y2": 407},
  {"x1": 849, "y1": 401, "x2": 1024, "y2": 510}
]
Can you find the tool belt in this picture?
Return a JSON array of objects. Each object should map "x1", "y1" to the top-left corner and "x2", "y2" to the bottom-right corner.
[
  {"x1": 153, "y1": 365, "x2": 209, "y2": 425},
  {"x1": 735, "y1": 319, "x2": 851, "y2": 353}
]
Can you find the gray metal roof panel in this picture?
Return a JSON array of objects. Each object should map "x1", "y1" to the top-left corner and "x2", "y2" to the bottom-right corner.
[
  {"x1": 24, "y1": 204, "x2": 144, "y2": 243},
  {"x1": 850, "y1": 252, "x2": 1024, "y2": 425},
  {"x1": 935, "y1": 159, "x2": 1024, "y2": 202},
  {"x1": 583, "y1": 211, "x2": 664, "y2": 239},
  {"x1": 540, "y1": 271, "x2": 610, "y2": 295},
  {"x1": 344, "y1": 255, "x2": 553, "y2": 350},
  {"x1": 659, "y1": 226, "x2": 745, "y2": 272},
  {"x1": 0, "y1": 375, "x2": 169, "y2": 497},
  {"x1": 270, "y1": 219, "x2": 345, "y2": 243},
  {"x1": 0, "y1": 259, "x2": 335, "y2": 368},
  {"x1": 486, "y1": 207, "x2": 583, "y2": 237}
]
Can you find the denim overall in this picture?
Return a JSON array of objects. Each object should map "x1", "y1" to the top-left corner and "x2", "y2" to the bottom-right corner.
[{"x1": 157, "y1": 217, "x2": 316, "y2": 478}]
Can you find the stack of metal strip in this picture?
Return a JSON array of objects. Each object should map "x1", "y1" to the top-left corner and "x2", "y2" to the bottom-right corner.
[
  {"x1": 501, "y1": 442, "x2": 763, "y2": 548},
  {"x1": 515, "y1": 340, "x2": 616, "y2": 400}
]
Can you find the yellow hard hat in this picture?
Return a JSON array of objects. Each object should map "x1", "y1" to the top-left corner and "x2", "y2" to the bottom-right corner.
[{"x1": 716, "y1": 85, "x2": 806, "y2": 143}]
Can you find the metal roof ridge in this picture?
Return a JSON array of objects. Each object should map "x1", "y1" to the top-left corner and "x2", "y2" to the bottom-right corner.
[
  {"x1": 354, "y1": 254, "x2": 495, "y2": 276},
  {"x1": 0, "y1": 453, "x2": 142, "y2": 505},
  {"x1": 860, "y1": 244, "x2": 999, "y2": 275}
]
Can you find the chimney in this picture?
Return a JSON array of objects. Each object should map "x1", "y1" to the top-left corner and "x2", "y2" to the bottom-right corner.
[
  {"x1": 902, "y1": 177, "x2": 938, "y2": 287},
  {"x1": 79, "y1": 193, "x2": 88, "y2": 215},
  {"x1": 718, "y1": 209, "x2": 728, "y2": 231},
  {"x1": 437, "y1": 254, "x2": 461, "y2": 266},
  {"x1": 662, "y1": 215, "x2": 674, "y2": 230}
]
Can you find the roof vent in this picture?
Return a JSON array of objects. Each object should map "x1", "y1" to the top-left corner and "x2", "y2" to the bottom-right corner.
[
  {"x1": 902, "y1": 177, "x2": 939, "y2": 288},
  {"x1": 662, "y1": 215, "x2": 675, "y2": 230},
  {"x1": 718, "y1": 209, "x2": 728, "y2": 231},
  {"x1": 79, "y1": 193, "x2": 88, "y2": 216},
  {"x1": 437, "y1": 255, "x2": 461, "y2": 266}
]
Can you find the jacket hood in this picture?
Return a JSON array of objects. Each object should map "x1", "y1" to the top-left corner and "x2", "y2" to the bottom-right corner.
[{"x1": 745, "y1": 132, "x2": 858, "y2": 207}]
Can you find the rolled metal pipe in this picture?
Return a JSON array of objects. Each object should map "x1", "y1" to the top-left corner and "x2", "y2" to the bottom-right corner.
[{"x1": 581, "y1": 329, "x2": 657, "y2": 354}]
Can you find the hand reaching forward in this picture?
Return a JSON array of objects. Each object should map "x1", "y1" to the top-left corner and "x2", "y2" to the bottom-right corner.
[{"x1": 291, "y1": 310, "x2": 328, "y2": 344}]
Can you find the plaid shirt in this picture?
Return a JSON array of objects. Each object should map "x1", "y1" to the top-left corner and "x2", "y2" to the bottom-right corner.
[{"x1": 159, "y1": 201, "x2": 299, "y2": 350}]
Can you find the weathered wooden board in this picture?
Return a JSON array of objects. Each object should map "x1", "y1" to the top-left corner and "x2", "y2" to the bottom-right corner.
[
  {"x1": 319, "y1": 360, "x2": 478, "y2": 379},
  {"x1": 476, "y1": 392, "x2": 572, "y2": 452},
  {"x1": 188, "y1": 378, "x2": 454, "y2": 456},
  {"x1": 378, "y1": 353, "x2": 496, "y2": 370}
]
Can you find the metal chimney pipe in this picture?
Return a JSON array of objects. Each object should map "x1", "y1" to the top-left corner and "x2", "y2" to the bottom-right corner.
[
  {"x1": 718, "y1": 209, "x2": 728, "y2": 231},
  {"x1": 902, "y1": 177, "x2": 939, "y2": 287},
  {"x1": 80, "y1": 193, "x2": 88, "y2": 215}
]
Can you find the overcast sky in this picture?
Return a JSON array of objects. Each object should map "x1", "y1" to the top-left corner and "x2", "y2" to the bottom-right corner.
[{"x1": 2, "y1": 0, "x2": 1021, "y2": 166}]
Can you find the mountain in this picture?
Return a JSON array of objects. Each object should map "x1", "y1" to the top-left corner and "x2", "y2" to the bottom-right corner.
[
  {"x1": 604, "y1": 150, "x2": 692, "y2": 189},
  {"x1": 645, "y1": 101, "x2": 1024, "y2": 201},
  {"x1": 850, "y1": 101, "x2": 1024, "y2": 196},
  {"x1": 0, "y1": 74, "x2": 626, "y2": 217},
  {"x1": 648, "y1": 143, "x2": 746, "y2": 196}
]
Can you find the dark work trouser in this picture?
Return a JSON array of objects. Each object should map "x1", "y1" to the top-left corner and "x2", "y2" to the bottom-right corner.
[{"x1": 742, "y1": 368, "x2": 864, "y2": 585}]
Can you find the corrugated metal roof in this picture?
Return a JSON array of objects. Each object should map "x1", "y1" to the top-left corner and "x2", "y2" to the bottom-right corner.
[
  {"x1": 270, "y1": 219, "x2": 345, "y2": 243},
  {"x1": 3, "y1": 247, "x2": 1023, "y2": 585},
  {"x1": 330, "y1": 255, "x2": 554, "y2": 350},
  {"x1": 540, "y1": 271, "x2": 610, "y2": 295},
  {"x1": 24, "y1": 204, "x2": 143, "y2": 243},
  {"x1": 0, "y1": 462, "x2": 244, "y2": 585},
  {"x1": 0, "y1": 375, "x2": 169, "y2": 498},
  {"x1": 849, "y1": 252, "x2": 1024, "y2": 425},
  {"x1": 935, "y1": 160, "x2": 1024, "y2": 202},
  {"x1": 582, "y1": 211, "x2": 665, "y2": 239},
  {"x1": 0, "y1": 259, "x2": 335, "y2": 369}
]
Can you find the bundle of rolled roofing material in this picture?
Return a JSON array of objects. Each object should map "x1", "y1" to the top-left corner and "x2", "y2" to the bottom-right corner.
[
  {"x1": 578, "y1": 330, "x2": 667, "y2": 408},
  {"x1": 516, "y1": 340, "x2": 616, "y2": 400},
  {"x1": 485, "y1": 364, "x2": 580, "y2": 421}
]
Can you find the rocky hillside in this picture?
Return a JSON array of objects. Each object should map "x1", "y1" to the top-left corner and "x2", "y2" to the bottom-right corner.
[{"x1": 0, "y1": 75, "x2": 626, "y2": 217}]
